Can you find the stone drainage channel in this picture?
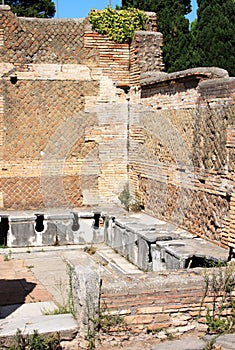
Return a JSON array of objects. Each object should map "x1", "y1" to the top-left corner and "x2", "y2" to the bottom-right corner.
[{"x1": 0, "y1": 208, "x2": 229, "y2": 272}]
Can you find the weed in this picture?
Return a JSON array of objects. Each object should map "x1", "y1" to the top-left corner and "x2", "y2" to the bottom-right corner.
[
  {"x1": 43, "y1": 262, "x2": 75, "y2": 318},
  {"x1": 84, "y1": 245, "x2": 97, "y2": 256},
  {"x1": 165, "y1": 331, "x2": 174, "y2": 340},
  {"x1": 200, "y1": 263, "x2": 235, "y2": 334},
  {"x1": 88, "y1": 7, "x2": 148, "y2": 44},
  {"x1": 26, "y1": 265, "x2": 34, "y2": 270},
  {"x1": 4, "y1": 250, "x2": 12, "y2": 261},
  {"x1": 118, "y1": 183, "x2": 131, "y2": 210},
  {"x1": 6, "y1": 328, "x2": 61, "y2": 349},
  {"x1": 43, "y1": 304, "x2": 70, "y2": 316},
  {"x1": 118, "y1": 183, "x2": 143, "y2": 212},
  {"x1": 86, "y1": 307, "x2": 127, "y2": 349},
  {"x1": 95, "y1": 311, "x2": 126, "y2": 333},
  {"x1": 203, "y1": 336, "x2": 218, "y2": 350},
  {"x1": 85, "y1": 329, "x2": 96, "y2": 350},
  {"x1": 67, "y1": 262, "x2": 75, "y2": 317}
]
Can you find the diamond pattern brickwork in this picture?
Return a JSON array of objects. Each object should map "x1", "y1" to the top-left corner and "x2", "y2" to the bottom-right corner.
[
  {"x1": 3, "y1": 80, "x2": 99, "y2": 160},
  {"x1": 130, "y1": 79, "x2": 235, "y2": 248},
  {"x1": 1, "y1": 77, "x2": 99, "y2": 209},
  {"x1": 0, "y1": 10, "x2": 91, "y2": 66},
  {"x1": 0, "y1": 175, "x2": 90, "y2": 209}
]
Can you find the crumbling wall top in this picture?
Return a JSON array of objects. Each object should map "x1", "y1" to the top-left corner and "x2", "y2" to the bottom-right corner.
[
  {"x1": 0, "y1": 5, "x2": 11, "y2": 11},
  {"x1": 140, "y1": 67, "x2": 229, "y2": 87}
]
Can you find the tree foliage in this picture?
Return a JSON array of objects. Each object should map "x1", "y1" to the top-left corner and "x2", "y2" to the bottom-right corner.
[
  {"x1": 195, "y1": 0, "x2": 235, "y2": 76},
  {"x1": 122, "y1": 0, "x2": 235, "y2": 76},
  {"x1": 121, "y1": 0, "x2": 193, "y2": 72},
  {"x1": 5, "y1": 0, "x2": 55, "y2": 18}
]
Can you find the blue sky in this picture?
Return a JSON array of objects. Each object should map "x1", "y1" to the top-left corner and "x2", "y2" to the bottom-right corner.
[{"x1": 54, "y1": 0, "x2": 198, "y2": 22}]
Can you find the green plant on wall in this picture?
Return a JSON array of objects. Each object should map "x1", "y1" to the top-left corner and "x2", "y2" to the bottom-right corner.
[
  {"x1": 88, "y1": 7, "x2": 149, "y2": 44},
  {"x1": 118, "y1": 183, "x2": 143, "y2": 212},
  {"x1": 86, "y1": 306, "x2": 127, "y2": 349},
  {"x1": 118, "y1": 183, "x2": 131, "y2": 209}
]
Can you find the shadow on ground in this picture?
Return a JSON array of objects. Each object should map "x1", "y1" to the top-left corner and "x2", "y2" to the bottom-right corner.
[{"x1": 0, "y1": 279, "x2": 36, "y2": 317}]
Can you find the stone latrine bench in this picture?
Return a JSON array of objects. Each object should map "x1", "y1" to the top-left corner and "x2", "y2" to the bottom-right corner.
[
  {"x1": 0, "y1": 209, "x2": 229, "y2": 270},
  {"x1": 0, "y1": 211, "x2": 104, "y2": 247},
  {"x1": 104, "y1": 212, "x2": 228, "y2": 271}
]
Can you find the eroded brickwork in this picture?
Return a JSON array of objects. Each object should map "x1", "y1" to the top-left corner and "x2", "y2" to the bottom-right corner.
[
  {"x1": 84, "y1": 33, "x2": 130, "y2": 86},
  {"x1": 130, "y1": 31, "x2": 164, "y2": 85},
  {"x1": 100, "y1": 269, "x2": 233, "y2": 340}
]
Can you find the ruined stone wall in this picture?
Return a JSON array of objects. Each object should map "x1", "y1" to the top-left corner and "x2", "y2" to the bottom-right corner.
[
  {"x1": 0, "y1": 66, "x2": 129, "y2": 209},
  {"x1": 129, "y1": 70, "x2": 235, "y2": 249},
  {"x1": 2, "y1": 5, "x2": 235, "y2": 254},
  {"x1": 130, "y1": 31, "x2": 164, "y2": 85}
]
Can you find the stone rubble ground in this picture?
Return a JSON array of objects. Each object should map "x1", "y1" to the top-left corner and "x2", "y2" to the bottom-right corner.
[{"x1": 0, "y1": 246, "x2": 234, "y2": 349}]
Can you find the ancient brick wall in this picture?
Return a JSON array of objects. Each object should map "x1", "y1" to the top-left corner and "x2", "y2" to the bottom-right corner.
[
  {"x1": 0, "y1": 64, "x2": 130, "y2": 209},
  {"x1": 100, "y1": 268, "x2": 233, "y2": 341},
  {"x1": 84, "y1": 33, "x2": 130, "y2": 86},
  {"x1": 0, "y1": 6, "x2": 98, "y2": 209},
  {"x1": 0, "y1": 8, "x2": 115, "y2": 209},
  {"x1": 130, "y1": 31, "x2": 164, "y2": 85},
  {"x1": 0, "y1": 74, "x2": 100, "y2": 209},
  {"x1": 0, "y1": 6, "x2": 164, "y2": 210},
  {"x1": 129, "y1": 70, "x2": 235, "y2": 249},
  {"x1": 0, "y1": 9, "x2": 89, "y2": 66}
]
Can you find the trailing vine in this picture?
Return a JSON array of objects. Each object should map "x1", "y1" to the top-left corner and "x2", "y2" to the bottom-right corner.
[{"x1": 88, "y1": 7, "x2": 149, "y2": 44}]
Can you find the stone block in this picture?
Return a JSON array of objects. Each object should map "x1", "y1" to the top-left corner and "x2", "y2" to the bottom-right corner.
[
  {"x1": 125, "y1": 230, "x2": 138, "y2": 265},
  {"x1": 43, "y1": 213, "x2": 74, "y2": 245},
  {"x1": 137, "y1": 238, "x2": 150, "y2": 270},
  {"x1": 136, "y1": 306, "x2": 163, "y2": 314},
  {"x1": 154, "y1": 314, "x2": 170, "y2": 323},
  {"x1": 124, "y1": 314, "x2": 154, "y2": 324},
  {"x1": 112, "y1": 224, "x2": 125, "y2": 253},
  {"x1": 8, "y1": 214, "x2": 36, "y2": 247},
  {"x1": 103, "y1": 216, "x2": 114, "y2": 246},
  {"x1": 73, "y1": 266, "x2": 101, "y2": 337}
]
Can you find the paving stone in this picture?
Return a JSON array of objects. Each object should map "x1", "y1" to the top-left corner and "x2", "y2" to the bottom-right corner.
[
  {"x1": 0, "y1": 301, "x2": 77, "y2": 337},
  {"x1": 150, "y1": 338, "x2": 206, "y2": 350},
  {"x1": 215, "y1": 333, "x2": 235, "y2": 350}
]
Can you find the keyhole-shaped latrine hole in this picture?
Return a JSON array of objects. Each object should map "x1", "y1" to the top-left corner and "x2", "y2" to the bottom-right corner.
[
  {"x1": 35, "y1": 214, "x2": 44, "y2": 232},
  {"x1": 0, "y1": 217, "x2": 9, "y2": 246}
]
